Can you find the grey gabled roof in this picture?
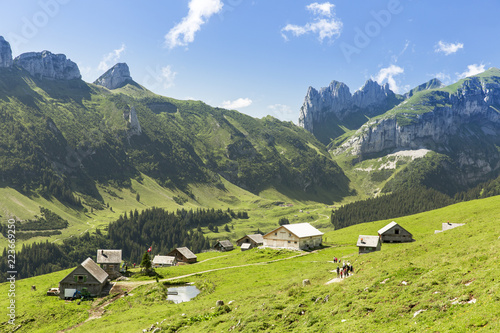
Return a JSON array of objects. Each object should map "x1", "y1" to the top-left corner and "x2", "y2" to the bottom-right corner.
[
  {"x1": 96, "y1": 249, "x2": 122, "y2": 264},
  {"x1": 378, "y1": 221, "x2": 406, "y2": 235},
  {"x1": 217, "y1": 240, "x2": 233, "y2": 248},
  {"x1": 247, "y1": 234, "x2": 264, "y2": 244},
  {"x1": 152, "y1": 255, "x2": 176, "y2": 265},
  {"x1": 356, "y1": 235, "x2": 380, "y2": 248},
  {"x1": 81, "y1": 257, "x2": 108, "y2": 283},
  {"x1": 175, "y1": 247, "x2": 197, "y2": 259},
  {"x1": 237, "y1": 234, "x2": 264, "y2": 244}
]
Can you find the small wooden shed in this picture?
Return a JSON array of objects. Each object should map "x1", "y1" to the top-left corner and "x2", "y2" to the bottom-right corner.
[
  {"x1": 59, "y1": 258, "x2": 108, "y2": 299},
  {"x1": 357, "y1": 235, "x2": 382, "y2": 254},
  {"x1": 96, "y1": 249, "x2": 122, "y2": 279},
  {"x1": 213, "y1": 240, "x2": 234, "y2": 252},
  {"x1": 167, "y1": 247, "x2": 197, "y2": 264},
  {"x1": 378, "y1": 221, "x2": 413, "y2": 243},
  {"x1": 236, "y1": 234, "x2": 264, "y2": 250},
  {"x1": 152, "y1": 255, "x2": 177, "y2": 268}
]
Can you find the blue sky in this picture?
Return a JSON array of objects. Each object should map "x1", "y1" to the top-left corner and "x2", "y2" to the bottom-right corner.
[{"x1": 1, "y1": 0, "x2": 499, "y2": 122}]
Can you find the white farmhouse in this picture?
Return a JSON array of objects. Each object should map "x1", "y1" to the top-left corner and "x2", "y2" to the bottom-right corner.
[{"x1": 263, "y1": 223, "x2": 323, "y2": 250}]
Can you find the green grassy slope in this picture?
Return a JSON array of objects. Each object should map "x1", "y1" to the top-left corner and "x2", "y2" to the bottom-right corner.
[
  {"x1": 0, "y1": 172, "x2": 338, "y2": 251},
  {"x1": 1, "y1": 195, "x2": 498, "y2": 332}
]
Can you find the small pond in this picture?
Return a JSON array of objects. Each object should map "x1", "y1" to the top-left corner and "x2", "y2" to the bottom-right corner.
[{"x1": 166, "y1": 285, "x2": 200, "y2": 304}]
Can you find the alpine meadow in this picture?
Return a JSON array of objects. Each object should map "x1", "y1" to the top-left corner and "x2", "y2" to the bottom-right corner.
[{"x1": 1, "y1": 1, "x2": 500, "y2": 332}]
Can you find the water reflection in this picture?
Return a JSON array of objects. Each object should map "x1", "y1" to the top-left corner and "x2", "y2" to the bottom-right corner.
[{"x1": 166, "y1": 285, "x2": 200, "y2": 303}]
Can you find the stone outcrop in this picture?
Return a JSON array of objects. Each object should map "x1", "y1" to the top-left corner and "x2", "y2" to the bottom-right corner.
[
  {"x1": 123, "y1": 106, "x2": 142, "y2": 137},
  {"x1": 94, "y1": 63, "x2": 133, "y2": 90},
  {"x1": 298, "y1": 79, "x2": 396, "y2": 133},
  {"x1": 0, "y1": 36, "x2": 13, "y2": 67},
  {"x1": 13, "y1": 51, "x2": 81, "y2": 80}
]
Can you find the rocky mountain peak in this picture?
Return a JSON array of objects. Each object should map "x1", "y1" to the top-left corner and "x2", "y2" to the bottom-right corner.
[
  {"x1": 94, "y1": 63, "x2": 133, "y2": 90},
  {"x1": 405, "y1": 78, "x2": 444, "y2": 98},
  {"x1": 13, "y1": 51, "x2": 81, "y2": 80},
  {"x1": 299, "y1": 80, "x2": 354, "y2": 132},
  {"x1": 352, "y1": 79, "x2": 393, "y2": 109},
  {"x1": 0, "y1": 36, "x2": 13, "y2": 68},
  {"x1": 298, "y1": 78, "x2": 396, "y2": 133}
]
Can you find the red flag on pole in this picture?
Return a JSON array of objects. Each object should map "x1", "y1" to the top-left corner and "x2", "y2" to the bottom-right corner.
[{"x1": 147, "y1": 246, "x2": 152, "y2": 252}]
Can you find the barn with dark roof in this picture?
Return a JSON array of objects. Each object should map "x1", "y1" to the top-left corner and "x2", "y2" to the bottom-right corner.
[
  {"x1": 357, "y1": 235, "x2": 382, "y2": 254},
  {"x1": 97, "y1": 249, "x2": 122, "y2": 279},
  {"x1": 59, "y1": 258, "x2": 108, "y2": 299},
  {"x1": 236, "y1": 234, "x2": 264, "y2": 250},
  {"x1": 213, "y1": 240, "x2": 234, "y2": 252},
  {"x1": 378, "y1": 221, "x2": 413, "y2": 243},
  {"x1": 167, "y1": 247, "x2": 197, "y2": 264}
]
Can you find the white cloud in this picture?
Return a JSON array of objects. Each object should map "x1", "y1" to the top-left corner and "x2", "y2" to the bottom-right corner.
[
  {"x1": 435, "y1": 41, "x2": 464, "y2": 55},
  {"x1": 161, "y1": 66, "x2": 177, "y2": 89},
  {"x1": 98, "y1": 44, "x2": 125, "y2": 72},
  {"x1": 456, "y1": 63, "x2": 485, "y2": 79},
  {"x1": 165, "y1": 0, "x2": 223, "y2": 49},
  {"x1": 220, "y1": 98, "x2": 252, "y2": 109},
  {"x1": 306, "y1": 2, "x2": 335, "y2": 17},
  {"x1": 281, "y1": 2, "x2": 342, "y2": 42},
  {"x1": 373, "y1": 65, "x2": 404, "y2": 93}
]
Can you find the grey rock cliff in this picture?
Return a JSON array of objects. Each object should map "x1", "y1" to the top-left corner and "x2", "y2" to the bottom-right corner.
[
  {"x1": 94, "y1": 63, "x2": 133, "y2": 90},
  {"x1": 13, "y1": 51, "x2": 81, "y2": 80},
  {"x1": 123, "y1": 106, "x2": 142, "y2": 137},
  {"x1": 334, "y1": 72, "x2": 500, "y2": 182},
  {"x1": 298, "y1": 79, "x2": 395, "y2": 132},
  {"x1": 0, "y1": 36, "x2": 13, "y2": 68}
]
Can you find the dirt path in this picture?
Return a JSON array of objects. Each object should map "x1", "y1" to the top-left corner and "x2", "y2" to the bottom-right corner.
[
  {"x1": 114, "y1": 251, "x2": 314, "y2": 291},
  {"x1": 325, "y1": 273, "x2": 354, "y2": 284},
  {"x1": 307, "y1": 208, "x2": 331, "y2": 226},
  {"x1": 316, "y1": 213, "x2": 330, "y2": 222},
  {"x1": 58, "y1": 286, "x2": 129, "y2": 333}
]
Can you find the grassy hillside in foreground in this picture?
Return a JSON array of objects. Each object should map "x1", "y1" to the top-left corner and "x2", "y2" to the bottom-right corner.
[{"x1": 0, "y1": 195, "x2": 499, "y2": 332}]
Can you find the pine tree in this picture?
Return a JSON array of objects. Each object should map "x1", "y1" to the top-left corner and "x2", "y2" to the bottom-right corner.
[{"x1": 140, "y1": 251, "x2": 152, "y2": 272}]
